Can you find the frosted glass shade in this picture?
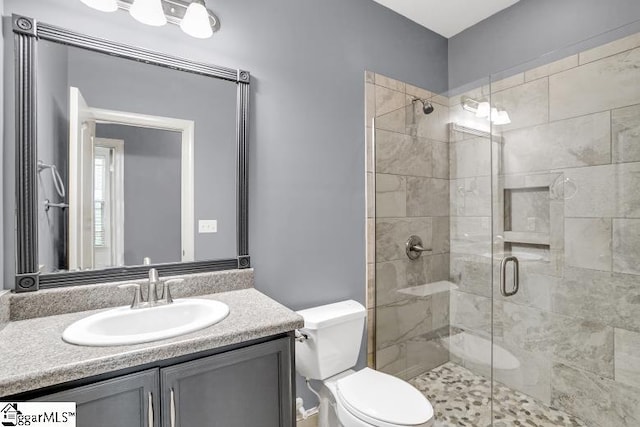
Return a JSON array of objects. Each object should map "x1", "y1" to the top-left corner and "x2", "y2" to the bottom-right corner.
[
  {"x1": 180, "y1": 0, "x2": 213, "y2": 39},
  {"x1": 81, "y1": 0, "x2": 118, "y2": 12},
  {"x1": 494, "y1": 110, "x2": 512, "y2": 125},
  {"x1": 489, "y1": 107, "x2": 499, "y2": 122},
  {"x1": 475, "y1": 102, "x2": 490, "y2": 118},
  {"x1": 130, "y1": 0, "x2": 167, "y2": 26}
]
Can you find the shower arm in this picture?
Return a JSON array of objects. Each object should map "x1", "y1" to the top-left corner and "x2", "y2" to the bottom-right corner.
[{"x1": 43, "y1": 199, "x2": 69, "y2": 211}]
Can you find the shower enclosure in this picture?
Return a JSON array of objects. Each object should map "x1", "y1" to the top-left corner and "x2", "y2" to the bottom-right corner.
[{"x1": 366, "y1": 20, "x2": 640, "y2": 427}]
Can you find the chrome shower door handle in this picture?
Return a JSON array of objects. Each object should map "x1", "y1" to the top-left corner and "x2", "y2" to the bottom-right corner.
[{"x1": 500, "y1": 256, "x2": 519, "y2": 297}]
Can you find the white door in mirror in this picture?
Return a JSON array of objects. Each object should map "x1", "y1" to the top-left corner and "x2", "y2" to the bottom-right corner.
[{"x1": 62, "y1": 299, "x2": 229, "y2": 346}]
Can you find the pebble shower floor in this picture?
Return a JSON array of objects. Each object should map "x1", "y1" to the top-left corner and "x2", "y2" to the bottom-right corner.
[{"x1": 409, "y1": 363, "x2": 586, "y2": 427}]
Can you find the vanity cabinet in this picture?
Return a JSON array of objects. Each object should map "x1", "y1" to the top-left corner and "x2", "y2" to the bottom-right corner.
[
  {"x1": 29, "y1": 336, "x2": 294, "y2": 427},
  {"x1": 34, "y1": 369, "x2": 159, "y2": 427},
  {"x1": 161, "y1": 337, "x2": 293, "y2": 427}
]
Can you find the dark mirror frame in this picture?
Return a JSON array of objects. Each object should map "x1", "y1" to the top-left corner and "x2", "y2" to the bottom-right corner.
[{"x1": 12, "y1": 14, "x2": 251, "y2": 292}]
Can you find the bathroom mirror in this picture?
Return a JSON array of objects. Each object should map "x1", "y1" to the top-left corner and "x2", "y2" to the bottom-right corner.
[{"x1": 12, "y1": 15, "x2": 250, "y2": 291}]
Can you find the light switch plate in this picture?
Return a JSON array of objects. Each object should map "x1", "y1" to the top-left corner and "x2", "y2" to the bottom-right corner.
[{"x1": 199, "y1": 220, "x2": 217, "y2": 233}]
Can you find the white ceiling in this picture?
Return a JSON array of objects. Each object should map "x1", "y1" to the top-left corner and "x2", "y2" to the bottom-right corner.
[{"x1": 372, "y1": 0, "x2": 520, "y2": 38}]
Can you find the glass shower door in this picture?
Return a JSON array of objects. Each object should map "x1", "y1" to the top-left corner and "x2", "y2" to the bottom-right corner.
[
  {"x1": 368, "y1": 70, "x2": 498, "y2": 425},
  {"x1": 445, "y1": 77, "x2": 497, "y2": 425},
  {"x1": 490, "y1": 20, "x2": 640, "y2": 427},
  {"x1": 487, "y1": 70, "x2": 569, "y2": 424}
]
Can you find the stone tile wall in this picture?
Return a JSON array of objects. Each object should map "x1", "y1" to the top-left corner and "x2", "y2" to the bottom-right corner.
[
  {"x1": 449, "y1": 32, "x2": 640, "y2": 426},
  {"x1": 366, "y1": 31, "x2": 640, "y2": 426},
  {"x1": 365, "y1": 71, "x2": 451, "y2": 379}
]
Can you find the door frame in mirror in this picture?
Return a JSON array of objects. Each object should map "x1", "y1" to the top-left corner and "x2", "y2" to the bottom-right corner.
[
  {"x1": 12, "y1": 15, "x2": 251, "y2": 291},
  {"x1": 69, "y1": 104, "x2": 197, "y2": 268}
]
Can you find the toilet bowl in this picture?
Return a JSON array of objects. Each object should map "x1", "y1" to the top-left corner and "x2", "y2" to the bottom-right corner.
[
  {"x1": 326, "y1": 368, "x2": 434, "y2": 427},
  {"x1": 295, "y1": 300, "x2": 435, "y2": 427}
]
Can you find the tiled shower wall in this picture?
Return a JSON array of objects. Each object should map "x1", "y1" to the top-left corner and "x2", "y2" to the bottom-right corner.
[
  {"x1": 364, "y1": 71, "x2": 451, "y2": 379},
  {"x1": 366, "y1": 30, "x2": 640, "y2": 426},
  {"x1": 449, "y1": 32, "x2": 640, "y2": 426}
]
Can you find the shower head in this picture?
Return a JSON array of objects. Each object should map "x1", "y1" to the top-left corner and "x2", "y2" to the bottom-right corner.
[{"x1": 413, "y1": 98, "x2": 435, "y2": 115}]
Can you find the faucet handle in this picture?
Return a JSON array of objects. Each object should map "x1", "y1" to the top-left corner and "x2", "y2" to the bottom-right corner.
[
  {"x1": 118, "y1": 283, "x2": 144, "y2": 309},
  {"x1": 163, "y1": 279, "x2": 184, "y2": 304}
]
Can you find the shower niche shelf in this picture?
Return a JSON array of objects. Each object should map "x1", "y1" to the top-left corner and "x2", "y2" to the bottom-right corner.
[
  {"x1": 503, "y1": 185, "x2": 551, "y2": 248},
  {"x1": 503, "y1": 231, "x2": 550, "y2": 245},
  {"x1": 498, "y1": 172, "x2": 564, "y2": 271}
]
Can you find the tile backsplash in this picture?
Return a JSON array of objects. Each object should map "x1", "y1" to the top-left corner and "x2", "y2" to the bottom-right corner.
[{"x1": 6, "y1": 269, "x2": 254, "y2": 321}]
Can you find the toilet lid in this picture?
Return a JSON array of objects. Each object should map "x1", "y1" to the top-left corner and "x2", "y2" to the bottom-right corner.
[{"x1": 336, "y1": 368, "x2": 433, "y2": 426}]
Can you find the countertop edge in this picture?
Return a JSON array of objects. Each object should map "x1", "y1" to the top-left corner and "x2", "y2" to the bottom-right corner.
[
  {"x1": 0, "y1": 288, "x2": 304, "y2": 398},
  {"x1": 1, "y1": 321, "x2": 302, "y2": 398}
]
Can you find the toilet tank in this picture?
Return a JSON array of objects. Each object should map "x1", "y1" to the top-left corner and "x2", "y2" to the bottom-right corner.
[{"x1": 295, "y1": 300, "x2": 366, "y2": 380}]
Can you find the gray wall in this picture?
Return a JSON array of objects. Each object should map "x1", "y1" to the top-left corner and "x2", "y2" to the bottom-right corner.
[
  {"x1": 449, "y1": 0, "x2": 640, "y2": 90},
  {"x1": 95, "y1": 124, "x2": 182, "y2": 266},
  {"x1": 1, "y1": 0, "x2": 448, "y2": 405},
  {"x1": 2, "y1": 0, "x2": 448, "y2": 303},
  {"x1": 36, "y1": 41, "x2": 68, "y2": 273}
]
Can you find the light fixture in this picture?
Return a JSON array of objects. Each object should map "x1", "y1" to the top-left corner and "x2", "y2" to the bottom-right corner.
[
  {"x1": 180, "y1": 0, "x2": 213, "y2": 39},
  {"x1": 81, "y1": 0, "x2": 118, "y2": 12},
  {"x1": 462, "y1": 97, "x2": 511, "y2": 126},
  {"x1": 129, "y1": 0, "x2": 167, "y2": 27},
  {"x1": 490, "y1": 107, "x2": 498, "y2": 122},
  {"x1": 80, "y1": 0, "x2": 219, "y2": 38},
  {"x1": 493, "y1": 110, "x2": 512, "y2": 125},
  {"x1": 475, "y1": 102, "x2": 490, "y2": 119}
]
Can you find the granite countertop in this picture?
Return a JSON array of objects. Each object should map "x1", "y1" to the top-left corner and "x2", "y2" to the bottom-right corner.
[{"x1": 0, "y1": 288, "x2": 303, "y2": 397}]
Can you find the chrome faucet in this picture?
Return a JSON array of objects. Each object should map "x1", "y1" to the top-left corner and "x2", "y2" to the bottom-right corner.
[
  {"x1": 148, "y1": 268, "x2": 161, "y2": 304},
  {"x1": 118, "y1": 268, "x2": 182, "y2": 309}
]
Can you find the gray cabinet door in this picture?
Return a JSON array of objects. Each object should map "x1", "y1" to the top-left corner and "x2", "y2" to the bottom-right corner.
[
  {"x1": 34, "y1": 369, "x2": 160, "y2": 427},
  {"x1": 161, "y1": 337, "x2": 294, "y2": 427}
]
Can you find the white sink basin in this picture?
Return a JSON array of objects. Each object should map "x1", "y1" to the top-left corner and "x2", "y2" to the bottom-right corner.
[{"x1": 62, "y1": 299, "x2": 229, "y2": 346}]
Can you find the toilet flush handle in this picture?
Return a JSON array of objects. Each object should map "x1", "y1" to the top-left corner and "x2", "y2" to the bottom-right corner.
[{"x1": 295, "y1": 330, "x2": 309, "y2": 342}]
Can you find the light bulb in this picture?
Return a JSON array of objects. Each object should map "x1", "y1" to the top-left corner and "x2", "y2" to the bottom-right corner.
[
  {"x1": 494, "y1": 110, "x2": 512, "y2": 125},
  {"x1": 475, "y1": 102, "x2": 490, "y2": 118},
  {"x1": 130, "y1": 0, "x2": 167, "y2": 26},
  {"x1": 490, "y1": 108, "x2": 499, "y2": 122},
  {"x1": 180, "y1": 0, "x2": 213, "y2": 39},
  {"x1": 81, "y1": 0, "x2": 118, "y2": 12}
]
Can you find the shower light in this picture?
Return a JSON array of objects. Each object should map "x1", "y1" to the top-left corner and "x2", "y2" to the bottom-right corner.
[
  {"x1": 180, "y1": 0, "x2": 214, "y2": 39},
  {"x1": 81, "y1": 0, "x2": 118, "y2": 12},
  {"x1": 79, "y1": 0, "x2": 219, "y2": 38},
  {"x1": 494, "y1": 110, "x2": 511, "y2": 125},
  {"x1": 475, "y1": 102, "x2": 490, "y2": 118},
  {"x1": 461, "y1": 96, "x2": 511, "y2": 126},
  {"x1": 130, "y1": 0, "x2": 167, "y2": 26}
]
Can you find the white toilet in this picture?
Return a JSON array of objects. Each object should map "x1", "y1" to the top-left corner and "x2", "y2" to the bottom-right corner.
[{"x1": 295, "y1": 300, "x2": 435, "y2": 427}]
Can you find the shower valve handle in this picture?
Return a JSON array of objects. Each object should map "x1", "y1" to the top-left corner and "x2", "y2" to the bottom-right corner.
[{"x1": 406, "y1": 235, "x2": 432, "y2": 260}]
